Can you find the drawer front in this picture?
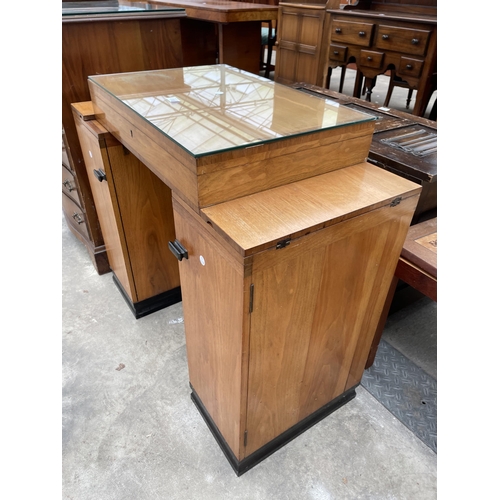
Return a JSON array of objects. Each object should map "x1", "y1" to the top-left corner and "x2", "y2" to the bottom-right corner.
[
  {"x1": 62, "y1": 191, "x2": 89, "y2": 240},
  {"x1": 329, "y1": 44, "x2": 347, "y2": 63},
  {"x1": 398, "y1": 57, "x2": 424, "y2": 78},
  {"x1": 359, "y1": 50, "x2": 384, "y2": 69},
  {"x1": 375, "y1": 25, "x2": 431, "y2": 56},
  {"x1": 62, "y1": 138, "x2": 70, "y2": 169},
  {"x1": 331, "y1": 20, "x2": 374, "y2": 47},
  {"x1": 62, "y1": 165, "x2": 82, "y2": 205}
]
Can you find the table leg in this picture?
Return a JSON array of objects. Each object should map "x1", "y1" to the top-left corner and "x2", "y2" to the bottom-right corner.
[{"x1": 217, "y1": 22, "x2": 261, "y2": 74}]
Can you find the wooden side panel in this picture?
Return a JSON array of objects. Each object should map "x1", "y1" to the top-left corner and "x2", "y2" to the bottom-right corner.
[
  {"x1": 74, "y1": 117, "x2": 136, "y2": 301},
  {"x1": 275, "y1": 8, "x2": 301, "y2": 83},
  {"x1": 244, "y1": 195, "x2": 418, "y2": 456},
  {"x1": 345, "y1": 197, "x2": 419, "y2": 388},
  {"x1": 106, "y1": 142, "x2": 181, "y2": 302},
  {"x1": 295, "y1": 9, "x2": 326, "y2": 83},
  {"x1": 172, "y1": 197, "x2": 249, "y2": 460},
  {"x1": 218, "y1": 22, "x2": 262, "y2": 74},
  {"x1": 275, "y1": 5, "x2": 327, "y2": 86}
]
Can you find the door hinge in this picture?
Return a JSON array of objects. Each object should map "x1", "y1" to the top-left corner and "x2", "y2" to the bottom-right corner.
[
  {"x1": 249, "y1": 284, "x2": 254, "y2": 313},
  {"x1": 244, "y1": 430, "x2": 248, "y2": 447},
  {"x1": 276, "y1": 237, "x2": 291, "y2": 249}
]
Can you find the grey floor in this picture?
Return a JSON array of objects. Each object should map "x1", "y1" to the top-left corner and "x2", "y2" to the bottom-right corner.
[{"x1": 62, "y1": 70, "x2": 438, "y2": 499}]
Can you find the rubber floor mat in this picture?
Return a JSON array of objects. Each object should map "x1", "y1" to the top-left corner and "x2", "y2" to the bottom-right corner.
[{"x1": 361, "y1": 339, "x2": 437, "y2": 453}]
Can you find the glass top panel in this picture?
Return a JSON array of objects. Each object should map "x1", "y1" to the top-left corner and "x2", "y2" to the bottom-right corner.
[
  {"x1": 62, "y1": 1, "x2": 182, "y2": 15},
  {"x1": 89, "y1": 65, "x2": 375, "y2": 157}
]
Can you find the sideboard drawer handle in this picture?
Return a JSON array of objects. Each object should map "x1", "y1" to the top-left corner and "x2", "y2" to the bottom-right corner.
[
  {"x1": 367, "y1": 56, "x2": 373, "y2": 61},
  {"x1": 411, "y1": 38, "x2": 419, "y2": 44},
  {"x1": 72, "y1": 212, "x2": 84, "y2": 225},
  {"x1": 406, "y1": 64, "x2": 413, "y2": 69},
  {"x1": 63, "y1": 179, "x2": 75, "y2": 192},
  {"x1": 382, "y1": 34, "x2": 389, "y2": 40},
  {"x1": 333, "y1": 50, "x2": 339, "y2": 55},
  {"x1": 335, "y1": 28, "x2": 342, "y2": 33},
  {"x1": 358, "y1": 31, "x2": 366, "y2": 37}
]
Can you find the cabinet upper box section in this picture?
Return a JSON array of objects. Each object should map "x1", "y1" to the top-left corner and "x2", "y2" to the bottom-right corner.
[
  {"x1": 88, "y1": 64, "x2": 376, "y2": 210},
  {"x1": 89, "y1": 65, "x2": 374, "y2": 158}
]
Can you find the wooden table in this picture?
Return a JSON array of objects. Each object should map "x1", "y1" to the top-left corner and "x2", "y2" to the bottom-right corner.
[
  {"x1": 152, "y1": 0, "x2": 278, "y2": 73},
  {"x1": 81, "y1": 64, "x2": 421, "y2": 474}
]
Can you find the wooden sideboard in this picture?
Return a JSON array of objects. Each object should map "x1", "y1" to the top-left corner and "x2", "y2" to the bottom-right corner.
[
  {"x1": 275, "y1": 0, "x2": 437, "y2": 117},
  {"x1": 82, "y1": 64, "x2": 421, "y2": 474}
]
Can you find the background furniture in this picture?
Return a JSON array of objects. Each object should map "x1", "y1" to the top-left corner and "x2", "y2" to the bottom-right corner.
[
  {"x1": 274, "y1": 0, "x2": 436, "y2": 117},
  {"x1": 327, "y1": 0, "x2": 436, "y2": 116},
  {"x1": 86, "y1": 64, "x2": 420, "y2": 475},
  {"x1": 153, "y1": 0, "x2": 279, "y2": 74},
  {"x1": 62, "y1": 1, "x2": 187, "y2": 274},
  {"x1": 260, "y1": 20, "x2": 277, "y2": 77},
  {"x1": 274, "y1": 1, "x2": 331, "y2": 87},
  {"x1": 292, "y1": 82, "x2": 436, "y2": 223}
]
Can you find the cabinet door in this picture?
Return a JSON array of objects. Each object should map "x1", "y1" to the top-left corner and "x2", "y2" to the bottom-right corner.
[
  {"x1": 275, "y1": 5, "x2": 326, "y2": 86},
  {"x1": 76, "y1": 121, "x2": 136, "y2": 300},
  {"x1": 244, "y1": 197, "x2": 416, "y2": 456},
  {"x1": 172, "y1": 198, "x2": 250, "y2": 460}
]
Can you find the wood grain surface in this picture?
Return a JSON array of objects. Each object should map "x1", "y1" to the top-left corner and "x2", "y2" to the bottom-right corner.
[{"x1": 201, "y1": 162, "x2": 421, "y2": 255}]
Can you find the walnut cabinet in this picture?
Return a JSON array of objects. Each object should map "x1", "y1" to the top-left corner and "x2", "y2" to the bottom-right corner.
[
  {"x1": 85, "y1": 64, "x2": 421, "y2": 474},
  {"x1": 173, "y1": 165, "x2": 419, "y2": 473}
]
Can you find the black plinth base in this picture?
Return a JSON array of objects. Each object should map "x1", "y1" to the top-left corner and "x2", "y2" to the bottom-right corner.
[
  {"x1": 112, "y1": 274, "x2": 182, "y2": 319},
  {"x1": 191, "y1": 384, "x2": 358, "y2": 476}
]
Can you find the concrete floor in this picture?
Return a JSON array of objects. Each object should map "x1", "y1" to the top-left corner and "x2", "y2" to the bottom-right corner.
[{"x1": 62, "y1": 71, "x2": 437, "y2": 499}]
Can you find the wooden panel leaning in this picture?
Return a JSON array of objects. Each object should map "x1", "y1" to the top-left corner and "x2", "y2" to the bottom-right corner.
[{"x1": 72, "y1": 102, "x2": 181, "y2": 318}]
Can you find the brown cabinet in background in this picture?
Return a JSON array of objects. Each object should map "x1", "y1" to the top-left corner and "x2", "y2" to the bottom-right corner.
[{"x1": 62, "y1": 4, "x2": 187, "y2": 274}]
